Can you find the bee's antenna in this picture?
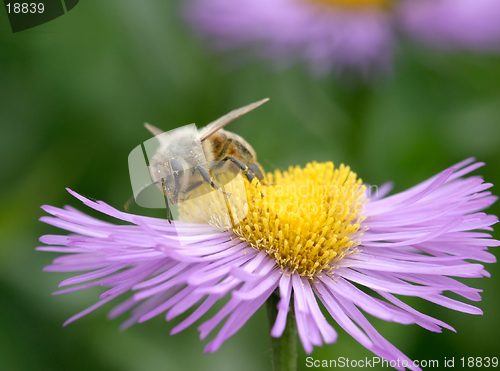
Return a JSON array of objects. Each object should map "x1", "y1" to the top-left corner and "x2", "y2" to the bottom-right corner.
[
  {"x1": 144, "y1": 122, "x2": 164, "y2": 137},
  {"x1": 124, "y1": 181, "x2": 160, "y2": 211}
]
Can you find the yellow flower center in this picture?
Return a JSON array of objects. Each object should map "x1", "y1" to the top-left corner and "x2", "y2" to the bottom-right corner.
[
  {"x1": 179, "y1": 162, "x2": 366, "y2": 279},
  {"x1": 310, "y1": 0, "x2": 389, "y2": 8}
]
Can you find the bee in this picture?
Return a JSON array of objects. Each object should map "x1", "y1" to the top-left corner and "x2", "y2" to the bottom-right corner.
[{"x1": 126, "y1": 98, "x2": 268, "y2": 219}]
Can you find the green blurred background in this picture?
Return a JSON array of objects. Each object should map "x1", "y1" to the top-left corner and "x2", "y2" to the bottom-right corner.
[{"x1": 1, "y1": 1, "x2": 499, "y2": 370}]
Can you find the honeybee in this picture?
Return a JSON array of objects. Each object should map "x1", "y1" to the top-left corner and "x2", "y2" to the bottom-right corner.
[{"x1": 126, "y1": 98, "x2": 268, "y2": 218}]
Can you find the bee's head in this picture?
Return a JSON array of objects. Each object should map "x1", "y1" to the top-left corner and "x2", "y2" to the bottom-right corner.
[
  {"x1": 149, "y1": 154, "x2": 187, "y2": 204},
  {"x1": 146, "y1": 123, "x2": 207, "y2": 205}
]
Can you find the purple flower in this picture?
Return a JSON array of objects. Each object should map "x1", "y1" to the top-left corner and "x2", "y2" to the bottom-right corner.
[
  {"x1": 39, "y1": 158, "x2": 497, "y2": 371},
  {"x1": 399, "y1": 0, "x2": 500, "y2": 51},
  {"x1": 185, "y1": 0, "x2": 500, "y2": 73}
]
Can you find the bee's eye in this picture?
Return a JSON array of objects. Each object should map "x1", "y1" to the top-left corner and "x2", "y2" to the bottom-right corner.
[{"x1": 169, "y1": 158, "x2": 184, "y2": 174}]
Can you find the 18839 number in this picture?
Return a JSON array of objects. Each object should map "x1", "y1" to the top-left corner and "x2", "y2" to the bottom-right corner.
[
  {"x1": 6, "y1": 3, "x2": 45, "y2": 13},
  {"x1": 461, "y1": 357, "x2": 499, "y2": 368}
]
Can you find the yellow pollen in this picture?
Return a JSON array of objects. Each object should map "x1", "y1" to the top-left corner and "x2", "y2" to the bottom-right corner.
[{"x1": 179, "y1": 162, "x2": 366, "y2": 279}]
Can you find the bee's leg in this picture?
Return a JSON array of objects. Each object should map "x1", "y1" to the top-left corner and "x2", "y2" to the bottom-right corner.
[
  {"x1": 218, "y1": 156, "x2": 257, "y2": 183},
  {"x1": 161, "y1": 178, "x2": 173, "y2": 224},
  {"x1": 248, "y1": 163, "x2": 265, "y2": 182},
  {"x1": 218, "y1": 157, "x2": 265, "y2": 198},
  {"x1": 213, "y1": 137, "x2": 264, "y2": 182},
  {"x1": 196, "y1": 166, "x2": 231, "y2": 196}
]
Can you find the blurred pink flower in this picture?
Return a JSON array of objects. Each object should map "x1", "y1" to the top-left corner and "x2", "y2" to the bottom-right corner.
[
  {"x1": 185, "y1": 0, "x2": 500, "y2": 73},
  {"x1": 400, "y1": 0, "x2": 500, "y2": 51}
]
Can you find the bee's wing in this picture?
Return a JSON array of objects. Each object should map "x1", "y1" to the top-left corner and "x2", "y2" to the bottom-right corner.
[{"x1": 199, "y1": 98, "x2": 269, "y2": 142}]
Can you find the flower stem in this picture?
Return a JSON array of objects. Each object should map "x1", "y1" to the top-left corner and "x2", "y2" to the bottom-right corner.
[{"x1": 266, "y1": 293, "x2": 297, "y2": 371}]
